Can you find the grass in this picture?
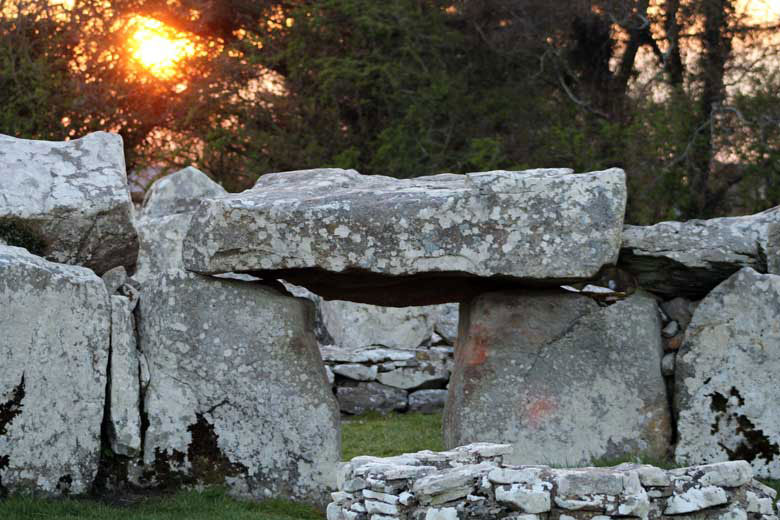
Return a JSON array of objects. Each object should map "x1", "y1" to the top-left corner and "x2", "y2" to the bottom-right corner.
[
  {"x1": 3, "y1": 411, "x2": 779, "y2": 517},
  {"x1": 0, "y1": 488, "x2": 323, "y2": 520},
  {"x1": 341, "y1": 411, "x2": 444, "y2": 461}
]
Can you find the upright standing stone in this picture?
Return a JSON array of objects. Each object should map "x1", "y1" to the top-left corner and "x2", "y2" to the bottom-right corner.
[
  {"x1": 140, "y1": 166, "x2": 226, "y2": 218},
  {"x1": 675, "y1": 267, "x2": 780, "y2": 478},
  {"x1": 135, "y1": 271, "x2": 340, "y2": 504},
  {"x1": 445, "y1": 290, "x2": 671, "y2": 466},
  {"x1": 0, "y1": 132, "x2": 138, "y2": 274},
  {"x1": 0, "y1": 246, "x2": 110, "y2": 495},
  {"x1": 109, "y1": 296, "x2": 142, "y2": 457},
  {"x1": 183, "y1": 168, "x2": 627, "y2": 306}
]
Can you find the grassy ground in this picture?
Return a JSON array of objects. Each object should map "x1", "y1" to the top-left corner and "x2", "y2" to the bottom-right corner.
[{"x1": 2, "y1": 411, "x2": 779, "y2": 518}]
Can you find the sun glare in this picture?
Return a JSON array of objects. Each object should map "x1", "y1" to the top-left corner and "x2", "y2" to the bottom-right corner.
[{"x1": 128, "y1": 17, "x2": 197, "y2": 80}]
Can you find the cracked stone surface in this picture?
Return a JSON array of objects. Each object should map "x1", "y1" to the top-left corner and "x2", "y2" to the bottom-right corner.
[
  {"x1": 140, "y1": 166, "x2": 226, "y2": 219},
  {"x1": 109, "y1": 295, "x2": 142, "y2": 457},
  {"x1": 619, "y1": 207, "x2": 780, "y2": 298},
  {"x1": 0, "y1": 132, "x2": 138, "y2": 274},
  {"x1": 136, "y1": 271, "x2": 340, "y2": 505},
  {"x1": 675, "y1": 267, "x2": 780, "y2": 478},
  {"x1": 182, "y1": 167, "x2": 626, "y2": 306},
  {"x1": 444, "y1": 290, "x2": 671, "y2": 466},
  {"x1": 0, "y1": 245, "x2": 110, "y2": 495}
]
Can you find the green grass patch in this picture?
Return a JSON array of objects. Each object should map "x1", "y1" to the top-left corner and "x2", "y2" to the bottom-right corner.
[
  {"x1": 0, "y1": 488, "x2": 323, "y2": 520},
  {"x1": 341, "y1": 411, "x2": 444, "y2": 461}
]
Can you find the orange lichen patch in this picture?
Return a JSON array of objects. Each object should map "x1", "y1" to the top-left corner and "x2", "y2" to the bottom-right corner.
[
  {"x1": 460, "y1": 325, "x2": 490, "y2": 367},
  {"x1": 523, "y1": 397, "x2": 558, "y2": 429}
]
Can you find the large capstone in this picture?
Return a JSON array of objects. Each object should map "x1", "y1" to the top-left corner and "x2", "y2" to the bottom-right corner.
[
  {"x1": 675, "y1": 267, "x2": 780, "y2": 478},
  {"x1": 0, "y1": 246, "x2": 110, "y2": 495},
  {"x1": 135, "y1": 271, "x2": 340, "y2": 505},
  {"x1": 619, "y1": 207, "x2": 780, "y2": 298},
  {"x1": 0, "y1": 132, "x2": 138, "y2": 274},
  {"x1": 444, "y1": 290, "x2": 671, "y2": 466},
  {"x1": 182, "y1": 168, "x2": 627, "y2": 306}
]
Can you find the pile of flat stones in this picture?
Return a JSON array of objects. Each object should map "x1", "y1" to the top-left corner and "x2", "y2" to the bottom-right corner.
[{"x1": 328, "y1": 444, "x2": 777, "y2": 520}]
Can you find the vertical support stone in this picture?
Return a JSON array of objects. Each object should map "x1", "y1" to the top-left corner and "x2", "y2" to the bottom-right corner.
[{"x1": 444, "y1": 289, "x2": 671, "y2": 467}]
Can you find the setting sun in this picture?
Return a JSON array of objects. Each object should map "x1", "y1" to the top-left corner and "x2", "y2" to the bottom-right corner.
[{"x1": 128, "y1": 17, "x2": 197, "y2": 80}]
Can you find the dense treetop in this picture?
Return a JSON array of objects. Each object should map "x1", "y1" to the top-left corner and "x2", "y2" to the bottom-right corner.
[{"x1": 1, "y1": 0, "x2": 779, "y2": 223}]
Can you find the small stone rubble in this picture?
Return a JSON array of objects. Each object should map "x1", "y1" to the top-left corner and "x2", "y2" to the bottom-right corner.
[
  {"x1": 328, "y1": 444, "x2": 778, "y2": 520},
  {"x1": 322, "y1": 345, "x2": 454, "y2": 415}
]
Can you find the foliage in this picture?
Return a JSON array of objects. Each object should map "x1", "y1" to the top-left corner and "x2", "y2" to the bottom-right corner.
[
  {"x1": 1, "y1": 1, "x2": 780, "y2": 223},
  {"x1": 341, "y1": 411, "x2": 444, "y2": 461}
]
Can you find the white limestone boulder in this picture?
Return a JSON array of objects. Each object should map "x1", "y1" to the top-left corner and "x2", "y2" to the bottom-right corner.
[
  {"x1": 0, "y1": 132, "x2": 137, "y2": 274},
  {"x1": 620, "y1": 207, "x2": 780, "y2": 297},
  {"x1": 675, "y1": 267, "x2": 780, "y2": 478},
  {"x1": 140, "y1": 166, "x2": 226, "y2": 218},
  {"x1": 182, "y1": 167, "x2": 627, "y2": 306},
  {"x1": 0, "y1": 246, "x2": 110, "y2": 495},
  {"x1": 445, "y1": 290, "x2": 671, "y2": 466},
  {"x1": 135, "y1": 271, "x2": 340, "y2": 504}
]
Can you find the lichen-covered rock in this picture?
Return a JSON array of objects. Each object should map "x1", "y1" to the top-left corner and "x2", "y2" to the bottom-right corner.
[
  {"x1": 409, "y1": 390, "x2": 449, "y2": 413},
  {"x1": 140, "y1": 166, "x2": 226, "y2": 219},
  {"x1": 330, "y1": 445, "x2": 773, "y2": 520},
  {"x1": 135, "y1": 271, "x2": 339, "y2": 504},
  {"x1": 0, "y1": 246, "x2": 110, "y2": 495},
  {"x1": 182, "y1": 167, "x2": 627, "y2": 306},
  {"x1": 0, "y1": 132, "x2": 138, "y2": 274},
  {"x1": 337, "y1": 382, "x2": 408, "y2": 415},
  {"x1": 109, "y1": 296, "x2": 142, "y2": 457},
  {"x1": 319, "y1": 300, "x2": 437, "y2": 349},
  {"x1": 620, "y1": 207, "x2": 780, "y2": 298},
  {"x1": 675, "y1": 267, "x2": 780, "y2": 478},
  {"x1": 769, "y1": 222, "x2": 780, "y2": 275},
  {"x1": 133, "y1": 213, "x2": 191, "y2": 284},
  {"x1": 445, "y1": 290, "x2": 671, "y2": 466},
  {"x1": 433, "y1": 304, "x2": 459, "y2": 345}
]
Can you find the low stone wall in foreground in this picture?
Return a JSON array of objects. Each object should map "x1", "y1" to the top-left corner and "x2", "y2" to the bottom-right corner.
[{"x1": 328, "y1": 444, "x2": 778, "y2": 520}]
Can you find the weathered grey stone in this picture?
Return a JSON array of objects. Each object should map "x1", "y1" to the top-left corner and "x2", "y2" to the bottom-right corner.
[
  {"x1": 675, "y1": 267, "x2": 780, "y2": 479},
  {"x1": 319, "y1": 300, "x2": 436, "y2": 349},
  {"x1": 332, "y1": 364, "x2": 378, "y2": 382},
  {"x1": 136, "y1": 271, "x2": 339, "y2": 504},
  {"x1": 495, "y1": 482, "x2": 552, "y2": 513},
  {"x1": 445, "y1": 289, "x2": 671, "y2": 466},
  {"x1": 664, "y1": 486, "x2": 728, "y2": 514},
  {"x1": 182, "y1": 167, "x2": 627, "y2": 306},
  {"x1": 109, "y1": 296, "x2": 142, "y2": 457},
  {"x1": 0, "y1": 132, "x2": 138, "y2": 274},
  {"x1": 102, "y1": 266, "x2": 128, "y2": 295},
  {"x1": 660, "y1": 297, "x2": 698, "y2": 332},
  {"x1": 409, "y1": 390, "x2": 449, "y2": 413},
  {"x1": 0, "y1": 246, "x2": 110, "y2": 495},
  {"x1": 321, "y1": 346, "x2": 417, "y2": 364},
  {"x1": 769, "y1": 222, "x2": 780, "y2": 275},
  {"x1": 141, "y1": 166, "x2": 226, "y2": 218},
  {"x1": 337, "y1": 382, "x2": 407, "y2": 415},
  {"x1": 620, "y1": 207, "x2": 780, "y2": 298},
  {"x1": 433, "y1": 303, "x2": 459, "y2": 345},
  {"x1": 376, "y1": 363, "x2": 449, "y2": 391},
  {"x1": 662, "y1": 353, "x2": 676, "y2": 376},
  {"x1": 133, "y1": 213, "x2": 191, "y2": 284}
]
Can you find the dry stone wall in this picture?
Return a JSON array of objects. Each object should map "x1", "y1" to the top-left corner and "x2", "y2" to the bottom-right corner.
[{"x1": 328, "y1": 444, "x2": 777, "y2": 520}]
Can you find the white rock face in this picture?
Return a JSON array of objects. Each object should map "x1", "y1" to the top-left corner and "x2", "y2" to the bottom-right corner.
[
  {"x1": 620, "y1": 207, "x2": 780, "y2": 297},
  {"x1": 133, "y1": 213, "x2": 194, "y2": 284},
  {"x1": 182, "y1": 167, "x2": 627, "y2": 306},
  {"x1": 136, "y1": 271, "x2": 340, "y2": 504},
  {"x1": 141, "y1": 166, "x2": 226, "y2": 218},
  {"x1": 0, "y1": 132, "x2": 138, "y2": 274},
  {"x1": 109, "y1": 296, "x2": 142, "y2": 457},
  {"x1": 445, "y1": 290, "x2": 671, "y2": 466},
  {"x1": 675, "y1": 267, "x2": 780, "y2": 478},
  {"x1": 0, "y1": 246, "x2": 110, "y2": 495},
  {"x1": 319, "y1": 300, "x2": 437, "y2": 349}
]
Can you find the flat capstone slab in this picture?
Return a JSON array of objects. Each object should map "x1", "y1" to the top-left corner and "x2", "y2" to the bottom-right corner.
[{"x1": 182, "y1": 167, "x2": 627, "y2": 306}]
